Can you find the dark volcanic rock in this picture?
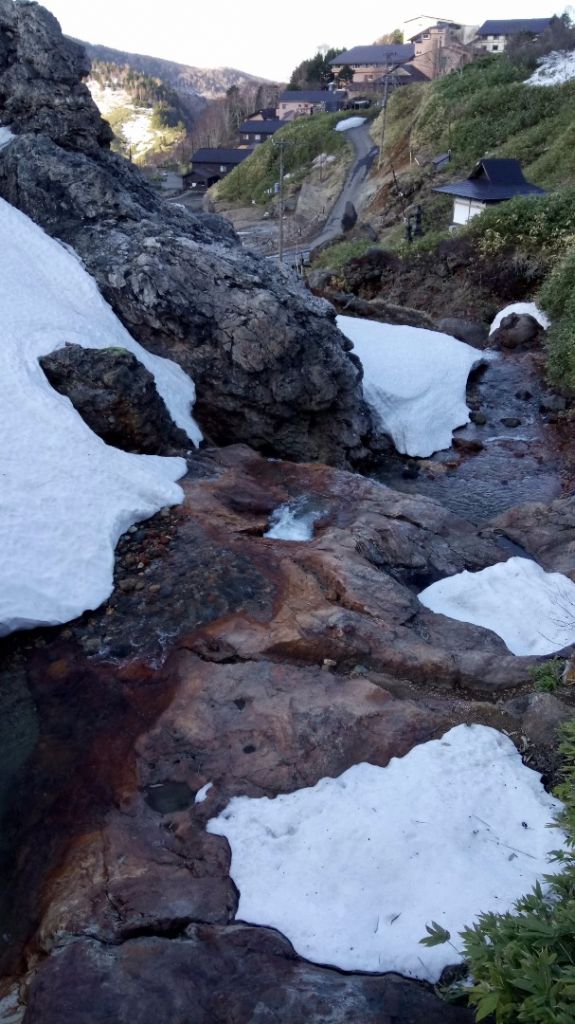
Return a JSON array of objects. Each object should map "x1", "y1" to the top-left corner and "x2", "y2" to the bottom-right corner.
[
  {"x1": 489, "y1": 313, "x2": 543, "y2": 351},
  {"x1": 0, "y1": 4, "x2": 371, "y2": 466},
  {"x1": 341, "y1": 199, "x2": 357, "y2": 232},
  {"x1": 22, "y1": 926, "x2": 475, "y2": 1024},
  {"x1": 437, "y1": 317, "x2": 489, "y2": 348},
  {"x1": 315, "y1": 287, "x2": 438, "y2": 330},
  {"x1": 40, "y1": 344, "x2": 190, "y2": 454},
  {"x1": 0, "y1": 0, "x2": 112, "y2": 151}
]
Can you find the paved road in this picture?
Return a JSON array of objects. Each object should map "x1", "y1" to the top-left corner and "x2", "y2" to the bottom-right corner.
[{"x1": 308, "y1": 124, "x2": 379, "y2": 251}]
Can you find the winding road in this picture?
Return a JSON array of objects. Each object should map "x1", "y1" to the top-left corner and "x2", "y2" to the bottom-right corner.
[{"x1": 306, "y1": 123, "x2": 379, "y2": 251}]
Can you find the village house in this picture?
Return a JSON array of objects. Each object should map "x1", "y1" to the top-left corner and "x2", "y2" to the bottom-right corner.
[
  {"x1": 277, "y1": 89, "x2": 347, "y2": 119},
  {"x1": 409, "y1": 20, "x2": 476, "y2": 78},
  {"x1": 183, "y1": 147, "x2": 253, "y2": 189},
  {"x1": 238, "y1": 119, "x2": 284, "y2": 146},
  {"x1": 433, "y1": 158, "x2": 545, "y2": 225},
  {"x1": 330, "y1": 44, "x2": 415, "y2": 85},
  {"x1": 475, "y1": 18, "x2": 554, "y2": 53}
]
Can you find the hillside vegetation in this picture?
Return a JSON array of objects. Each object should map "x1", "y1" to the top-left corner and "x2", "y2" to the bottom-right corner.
[
  {"x1": 322, "y1": 53, "x2": 575, "y2": 390},
  {"x1": 212, "y1": 112, "x2": 360, "y2": 205}
]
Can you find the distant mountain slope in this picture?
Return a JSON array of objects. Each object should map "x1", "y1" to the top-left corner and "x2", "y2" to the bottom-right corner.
[{"x1": 77, "y1": 40, "x2": 272, "y2": 105}]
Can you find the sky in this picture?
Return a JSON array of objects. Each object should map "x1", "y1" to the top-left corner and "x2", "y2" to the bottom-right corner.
[{"x1": 38, "y1": 1, "x2": 566, "y2": 80}]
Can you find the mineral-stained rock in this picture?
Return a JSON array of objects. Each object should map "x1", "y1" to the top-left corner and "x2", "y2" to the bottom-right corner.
[
  {"x1": 40, "y1": 344, "x2": 190, "y2": 454},
  {"x1": 21, "y1": 926, "x2": 476, "y2": 1024},
  {"x1": 0, "y1": 3, "x2": 371, "y2": 466},
  {"x1": 489, "y1": 494, "x2": 575, "y2": 579}
]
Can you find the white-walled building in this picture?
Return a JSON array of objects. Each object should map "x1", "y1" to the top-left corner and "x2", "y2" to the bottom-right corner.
[{"x1": 433, "y1": 159, "x2": 546, "y2": 225}]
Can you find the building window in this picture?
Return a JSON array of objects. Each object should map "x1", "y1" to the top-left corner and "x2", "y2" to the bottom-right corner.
[
  {"x1": 255, "y1": 134, "x2": 261, "y2": 141},
  {"x1": 219, "y1": 165, "x2": 227, "y2": 173},
  {"x1": 492, "y1": 44, "x2": 499, "y2": 51}
]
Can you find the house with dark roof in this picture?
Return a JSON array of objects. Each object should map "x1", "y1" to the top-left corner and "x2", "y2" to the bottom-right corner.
[
  {"x1": 475, "y1": 18, "x2": 553, "y2": 53},
  {"x1": 238, "y1": 120, "x2": 283, "y2": 145},
  {"x1": 433, "y1": 158, "x2": 545, "y2": 224},
  {"x1": 183, "y1": 148, "x2": 253, "y2": 190},
  {"x1": 277, "y1": 90, "x2": 347, "y2": 120},
  {"x1": 330, "y1": 45, "x2": 415, "y2": 85}
]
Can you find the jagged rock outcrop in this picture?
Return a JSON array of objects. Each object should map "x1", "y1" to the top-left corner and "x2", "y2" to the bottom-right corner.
[
  {"x1": 0, "y1": 0, "x2": 112, "y2": 151},
  {"x1": 40, "y1": 344, "x2": 190, "y2": 454},
  {"x1": 0, "y1": 0, "x2": 371, "y2": 466}
]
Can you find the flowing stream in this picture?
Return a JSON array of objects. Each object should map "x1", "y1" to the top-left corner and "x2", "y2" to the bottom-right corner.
[{"x1": 371, "y1": 352, "x2": 565, "y2": 524}]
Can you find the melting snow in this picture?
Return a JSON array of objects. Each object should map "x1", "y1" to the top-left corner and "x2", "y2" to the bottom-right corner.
[
  {"x1": 208, "y1": 724, "x2": 564, "y2": 981},
  {"x1": 0, "y1": 193, "x2": 202, "y2": 636},
  {"x1": 335, "y1": 117, "x2": 366, "y2": 131},
  {"x1": 338, "y1": 316, "x2": 484, "y2": 457},
  {"x1": 419, "y1": 556, "x2": 575, "y2": 656},
  {"x1": 195, "y1": 782, "x2": 213, "y2": 804},
  {"x1": 490, "y1": 302, "x2": 550, "y2": 334},
  {"x1": 526, "y1": 50, "x2": 575, "y2": 86}
]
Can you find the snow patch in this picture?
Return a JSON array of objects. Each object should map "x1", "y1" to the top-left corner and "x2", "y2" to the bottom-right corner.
[
  {"x1": 0, "y1": 126, "x2": 14, "y2": 149},
  {"x1": 335, "y1": 117, "x2": 366, "y2": 131},
  {"x1": 195, "y1": 782, "x2": 213, "y2": 804},
  {"x1": 264, "y1": 497, "x2": 321, "y2": 541},
  {"x1": 419, "y1": 556, "x2": 575, "y2": 656},
  {"x1": 0, "y1": 197, "x2": 202, "y2": 636},
  {"x1": 338, "y1": 316, "x2": 485, "y2": 457},
  {"x1": 208, "y1": 724, "x2": 564, "y2": 981},
  {"x1": 490, "y1": 302, "x2": 550, "y2": 334},
  {"x1": 526, "y1": 50, "x2": 575, "y2": 86}
]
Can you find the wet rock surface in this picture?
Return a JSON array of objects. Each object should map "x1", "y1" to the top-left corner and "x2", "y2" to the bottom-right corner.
[
  {"x1": 40, "y1": 344, "x2": 190, "y2": 454},
  {"x1": 22, "y1": 925, "x2": 476, "y2": 1024},
  {"x1": 0, "y1": 5, "x2": 371, "y2": 467},
  {"x1": 4, "y1": 444, "x2": 573, "y2": 1020}
]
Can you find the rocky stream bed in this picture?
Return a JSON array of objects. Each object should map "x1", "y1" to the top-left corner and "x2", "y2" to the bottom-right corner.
[{"x1": 1, "y1": 366, "x2": 574, "y2": 1021}]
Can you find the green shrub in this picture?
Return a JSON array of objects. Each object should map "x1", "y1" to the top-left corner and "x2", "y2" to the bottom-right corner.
[
  {"x1": 467, "y1": 189, "x2": 575, "y2": 264},
  {"x1": 538, "y1": 244, "x2": 575, "y2": 389},
  {"x1": 530, "y1": 659, "x2": 567, "y2": 693},
  {"x1": 311, "y1": 237, "x2": 376, "y2": 271},
  {"x1": 213, "y1": 112, "x2": 354, "y2": 205},
  {"x1": 422, "y1": 720, "x2": 575, "y2": 1023}
]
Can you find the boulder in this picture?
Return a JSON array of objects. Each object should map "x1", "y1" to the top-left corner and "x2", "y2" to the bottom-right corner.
[
  {"x1": 437, "y1": 317, "x2": 489, "y2": 348},
  {"x1": 21, "y1": 927, "x2": 476, "y2": 1024},
  {"x1": 40, "y1": 344, "x2": 190, "y2": 454},
  {"x1": 0, "y1": 4, "x2": 371, "y2": 467},
  {"x1": 341, "y1": 199, "x2": 357, "y2": 232},
  {"x1": 489, "y1": 313, "x2": 543, "y2": 351}
]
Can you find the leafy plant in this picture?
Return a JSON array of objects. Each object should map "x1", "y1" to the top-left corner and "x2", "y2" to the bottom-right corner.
[
  {"x1": 421, "y1": 721, "x2": 575, "y2": 1023},
  {"x1": 530, "y1": 659, "x2": 567, "y2": 693}
]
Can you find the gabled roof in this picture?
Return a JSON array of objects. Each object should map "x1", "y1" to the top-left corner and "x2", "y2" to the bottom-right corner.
[
  {"x1": 279, "y1": 90, "x2": 343, "y2": 102},
  {"x1": 476, "y1": 18, "x2": 553, "y2": 37},
  {"x1": 239, "y1": 120, "x2": 284, "y2": 135},
  {"x1": 379, "y1": 62, "x2": 430, "y2": 82},
  {"x1": 433, "y1": 158, "x2": 546, "y2": 201},
  {"x1": 330, "y1": 44, "x2": 415, "y2": 66},
  {"x1": 192, "y1": 148, "x2": 253, "y2": 165},
  {"x1": 409, "y1": 21, "x2": 461, "y2": 40}
]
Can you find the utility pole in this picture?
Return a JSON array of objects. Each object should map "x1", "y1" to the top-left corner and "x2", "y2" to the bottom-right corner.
[
  {"x1": 272, "y1": 137, "x2": 289, "y2": 263},
  {"x1": 377, "y1": 65, "x2": 394, "y2": 171}
]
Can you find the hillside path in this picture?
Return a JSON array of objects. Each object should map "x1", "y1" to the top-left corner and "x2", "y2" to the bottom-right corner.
[{"x1": 306, "y1": 123, "x2": 379, "y2": 251}]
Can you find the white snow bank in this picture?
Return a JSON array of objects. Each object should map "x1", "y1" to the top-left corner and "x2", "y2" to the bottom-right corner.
[
  {"x1": 264, "y1": 497, "x2": 321, "y2": 541},
  {"x1": 337, "y1": 315, "x2": 484, "y2": 457},
  {"x1": 208, "y1": 724, "x2": 564, "y2": 981},
  {"x1": 490, "y1": 302, "x2": 550, "y2": 334},
  {"x1": 0, "y1": 196, "x2": 202, "y2": 636},
  {"x1": 335, "y1": 117, "x2": 366, "y2": 131},
  {"x1": 526, "y1": 50, "x2": 575, "y2": 86},
  {"x1": 419, "y1": 556, "x2": 575, "y2": 656}
]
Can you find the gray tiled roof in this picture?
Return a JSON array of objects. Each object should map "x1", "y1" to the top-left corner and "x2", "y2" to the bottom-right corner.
[
  {"x1": 433, "y1": 158, "x2": 546, "y2": 201},
  {"x1": 239, "y1": 120, "x2": 284, "y2": 135},
  {"x1": 192, "y1": 148, "x2": 253, "y2": 164},
  {"x1": 330, "y1": 44, "x2": 415, "y2": 65},
  {"x1": 476, "y1": 18, "x2": 552, "y2": 36}
]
